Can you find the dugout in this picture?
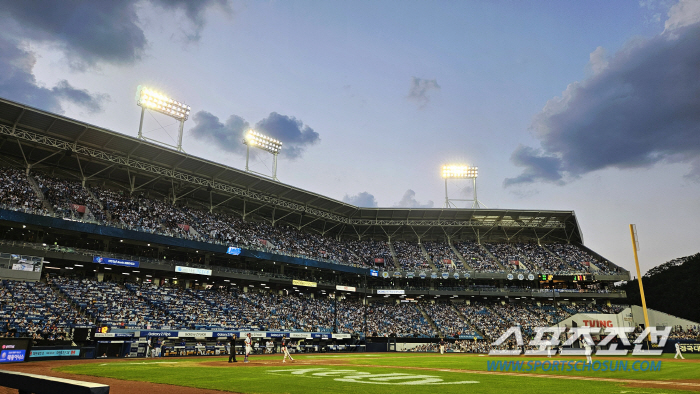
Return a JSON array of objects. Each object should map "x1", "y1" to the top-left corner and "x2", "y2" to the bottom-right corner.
[{"x1": 96, "y1": 340, "x2": 134, "y2": 358}]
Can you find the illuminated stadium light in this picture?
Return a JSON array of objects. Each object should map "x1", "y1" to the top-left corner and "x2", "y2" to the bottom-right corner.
[
  {"x1": 137, "y1": 87, "x2": 191, "y2": 120},
  {"x1": 242, "y1": 129, "x2": 282, "y2": 181},
  {"x1": 135, "y1": 85, "x2": 191, "y2": 152},
  {"x1": 442, "y1": 163, "x2": 486, "y2": 209},
  {"x1": 442, "y1": 165, "x2": 478, "y2": 179},
  {"x1": 244, "y1": 130, "x2": 282, "y2": 154}
]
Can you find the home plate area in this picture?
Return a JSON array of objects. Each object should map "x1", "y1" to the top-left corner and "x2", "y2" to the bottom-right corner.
[{"x1": 265, "y1": 367, "x2": 480, "y2": 385}]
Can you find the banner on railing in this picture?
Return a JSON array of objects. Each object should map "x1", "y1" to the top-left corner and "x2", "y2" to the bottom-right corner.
[
  {"x1": 292, "y1": 280, "x2": 317, "y2": 288},
  {"x1": 70, "y1": 204, "x2": 86, "y2": 213},
  {"x1": 226, "y1": 246, "x2": 241, "y2": 255},
  {"x1": 175, "y1": 266, "x2": 212, "y2": 276},
  {"x1": 29, "y1": 349, "x2": 80, "y2": 358},
  {"x1": 377, "y1": 289, "x2": 405, "y2": 295},
  {"x1": 93, "y1": 256, "x2": 140, "y2": 268}
]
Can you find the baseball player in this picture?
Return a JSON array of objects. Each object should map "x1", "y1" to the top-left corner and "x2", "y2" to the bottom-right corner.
[
  {"x1": 281, "y1": 336, "x2": 295, "y2": 363},
  {"x1": 439, "y1": 338, "x2": 446, "y2": 355},
  {"x1": 244, "y1": 333, "x2": 252, "y2": 363},
  {"x1": 155, "y1": 339, "x2": 161, "y2": 357},
  {"x1": 674, "y1": 342, "x2": 685, "y2": 360},
  {"x1": 584, "y1": 340, "x2": 593, "y2": 364},
  {"x1": 146, "y1": 338, "x2": 152, "y2": 358}
]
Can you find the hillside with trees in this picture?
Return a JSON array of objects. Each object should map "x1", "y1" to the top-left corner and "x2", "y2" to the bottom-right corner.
[{"x1": 617, "y1": 253, "x2": 700, "y2": 323}]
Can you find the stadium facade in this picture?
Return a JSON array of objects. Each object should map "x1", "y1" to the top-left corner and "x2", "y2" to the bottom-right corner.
[{"x1": 0, "y1": 96, "x2": 631, "y2": 348}]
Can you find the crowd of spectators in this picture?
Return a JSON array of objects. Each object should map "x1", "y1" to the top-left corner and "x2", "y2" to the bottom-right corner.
[
  {"x1": 345, "y1": 239, "x2": 393, "y2": 268},
  {"x1": 183, "y1": 210, "x2": 268, "y2": 250},
  {"x1": 55, "y1": 277, "x2": 178, "y2": 330},
  {"x1": 336, "y1": 299, "x2": 365, "y2": 334},
  {"x1": 0, "y1": 279, "x2": 87, "y2": 340},
  {"x1": 406, "y1": 339, "x2": 491, "y2": 353},
  {"x1": 559, "y1": 303, "x2": 625, "y2": 316},
  {"x1": 669, "y1": 325, "x2": 700, "y2": 340},
  {"x1": 526, "y1": 304, "x2": 570, "y2": 325},
  {"x1": 130, "y1": 284, "x2": 232, "y2": 330},
  {"x1": 484, "y1": 243, "x2": 532, "y2": 272},
  {"x1": 519, "y1": 243, "x2": 569, "y2": 274},
  {"x1": 392, "y1": 241, "x2": 431, "y2": 271},
  {"x1": 0, "y1": 273, "x2": 641, "y2": 346},
  {"x1": 0, "y1": 167, "x2": 628, "y2": 276},
  {"x1": 422, "y1": 301, "x2": 477, "y2": 337},
  {"x1": 457, "y1": 302, "x2": 512, "y2": 341},
  {"x1": 120, "y1": 280, "x2": 368, "y2": 334},
  {"x1": 0, "y1": 167, "x2": 45, "y2": 215},
  {"x1": 492, "y1": 303, "x2": 551, "y2": 337},
  {"x1": 365, "y1": 302, "x2": 433, "y2": 337},
  {"x1": 91, "y1": 188, "x2": 195, "y2": 240},
  {"x1": 454, "y1": 241, "x2": 503, "y2": 272},
  {"x1": 423, "y1": 242, "x2": 462, "y2": 270},
  {"x1": 548, "y1": 244, "x2": 619, "y2": 274},
  {"x1": 34, "y1": 173, "x2": 104, "y2": 222}
]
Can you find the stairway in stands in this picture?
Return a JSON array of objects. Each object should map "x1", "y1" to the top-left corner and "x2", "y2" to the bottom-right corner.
[
  {"x1": 451, "y1": 302, "x2": 485, "y2": 339},
  {"x1": 479, "y1": 244, "x2": 507, "y2": 271},
  {"x1": 449, "y1": 240, "x2": 472, "y2": 270},
  {"x1": 541, "y1": 244, "x2": 574, "y2": 271},
  {"x1": 419, "y1": 243, "x2": 438, "y2": 270},
  {"x1": 26, "y1": 174, "x2": 54, "y2": 214},
  {"x1": 86, "y1": 187, "x2": 111, "y2": 222},
  {"x1": 416, "y1": 303, "x2": 441, "y2": 337},
  {"x1": 387, "y1": 241, "x2": 400, "y2": 269}
]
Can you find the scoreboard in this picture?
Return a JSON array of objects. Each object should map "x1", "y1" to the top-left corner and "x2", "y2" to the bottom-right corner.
[{"x1": 539, "y1": 274, "x2": 588, "y2": 282}]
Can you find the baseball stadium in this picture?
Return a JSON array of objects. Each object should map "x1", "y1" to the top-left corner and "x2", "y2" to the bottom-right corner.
[{"x1": 0, "y1": 95, "x2": 698, "y2": 394}]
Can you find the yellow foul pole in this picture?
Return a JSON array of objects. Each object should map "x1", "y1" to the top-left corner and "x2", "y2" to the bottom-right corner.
[{"x1": 629, "y1": 224, "x2": 651, "y2": 332}]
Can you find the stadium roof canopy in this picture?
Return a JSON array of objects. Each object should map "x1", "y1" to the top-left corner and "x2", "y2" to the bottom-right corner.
[{"x1": 0, "y1": 97, "x2": 584, "y2": 244}]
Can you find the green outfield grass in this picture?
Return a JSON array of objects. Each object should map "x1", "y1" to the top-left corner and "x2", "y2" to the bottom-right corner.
[{"x1": 56, "y1": 353, "x2": 700, "y2": 394}]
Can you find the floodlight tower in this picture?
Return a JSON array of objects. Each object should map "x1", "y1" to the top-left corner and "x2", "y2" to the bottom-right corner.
[
  {"x1": 442, "y1": 164, "x2": 486, "y2": 208},
  {"x1": 135, "y1": 85, "x2": 191, "y2": 152},
  {"x1": 243, "y1": 130, "x2": 282, "y2": 181}
]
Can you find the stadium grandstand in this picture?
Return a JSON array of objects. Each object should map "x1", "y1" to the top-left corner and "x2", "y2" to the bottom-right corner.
[{"x1": 0, "y1": 96, "x2": 638, "y2": 354}]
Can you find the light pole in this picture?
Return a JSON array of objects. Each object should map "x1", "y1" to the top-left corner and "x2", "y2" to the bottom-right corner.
[
  {"x1": 135, "y1": 86, "x2": 190, "y2": 152},
  {"x1": 442, "y1": 164, "x2": 485, "y2": 208},
  {"x1": 242, "y1": 130, "x2": 282, "y2": 181}
]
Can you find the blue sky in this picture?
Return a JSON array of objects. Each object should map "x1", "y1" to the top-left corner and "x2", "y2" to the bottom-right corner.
[{"x1": 2, "y1": 0, "x2": 699, "y2": 275}]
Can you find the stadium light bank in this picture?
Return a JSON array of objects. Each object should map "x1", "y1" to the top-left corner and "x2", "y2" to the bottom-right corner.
[
  {"x1": 135, "y1": 85, "x2": 191, "y2": 152},
  {"x1": 442, "y1": 164, "x2": 485, "y2": 208},
  {"x1": 243, "y1": 130, "x2": 282, "y2": 181}
]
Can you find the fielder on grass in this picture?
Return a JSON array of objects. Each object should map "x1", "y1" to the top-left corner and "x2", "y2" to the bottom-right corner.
[{"x1": 674, "y1": 342, "x2": 685, "y2": 360}]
